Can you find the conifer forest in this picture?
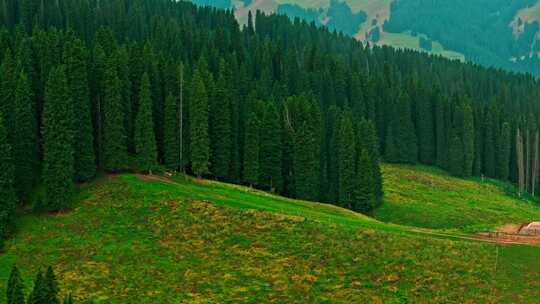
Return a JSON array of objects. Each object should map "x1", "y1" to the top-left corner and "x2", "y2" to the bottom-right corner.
[
  {"x1": 0, "y1": 1, "x2": 539, "y2": 302},
  {"x1": 0, "y1": 0, "x2": 539, "y2": 241}
]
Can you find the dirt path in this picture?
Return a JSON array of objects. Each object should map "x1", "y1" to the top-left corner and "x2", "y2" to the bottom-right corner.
[
  {"x1": 135, "y1": 173, "x2": 178, "y2": 185},
  {"x1": 408, "y1": 228, "x2": 540, "y2": 246}
]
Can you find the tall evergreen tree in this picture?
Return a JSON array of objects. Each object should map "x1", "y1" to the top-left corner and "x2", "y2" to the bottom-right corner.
[
  {"x1": 358, "y1": 119, "x2": 383, "y2": 202},
  {"x1": 483, "y1": 105, "x2": 498, "y2": 177},
  {"x1": 417, "y1": 91, "x2": 435, "y2": 164},
  {"x1": 64, "y1": 38, "x2": 95, "y2": 182},
  {"x1": 0, "y1": 50, "x2": 16, "y2": 144},
  {"x1": 7, "y1": 265, "x2": 25, "y2": 304},
  {"x1": 163, "y1": 93, "x2": 180, "y2": 170},
  {"x1": 13, "y1": 71, "x2": 38, "y2": 199},
  {"x1": 0, "y1": 115, "x2": 16, "y2": 248},
  {"x1": 243, "y1": 110, "x2": 260, "y2": 186},
  {"x1": 462, "y1": 102, "x2": 475, "y2": 177},
  {"x1": 27, "y1": 270, "x2": 46, "y2": 304},
  {"x1": 473, "y1": 106, "x2": 484, "y2": 176},
  {"x1": 397, "y1": 92, "x2": 418, "y2": 163},
  {"x1": 41, "y1": 66, "x2": 75, "y2": 211},
  {"x1": 338, "y1": 112, "x2": 356, "y2": 209},
  {"x1": 189, "y1": 66, "x2": 210, "y2": 177},
  {"x1": 135, "y1": 73, "x2": 158, "y2": 173},
  {"x1": 293, "y1": 121, "x2": 318, "y2": 201},
  {"x1": 435, "y1": 95, "x2": 448, "y2": 169},
  {"x1": 259, "y1": 101, "x2": 283, "y2": 192},
  {"x1": 210, "y1": 62, "x2": 232, "y2": 181},
  {"x1": 326, "y1": 106, "x2": 341, "y2": 203},
  {"x1": 385, "y1": 93, "x2": 417, "y2": 163},
  {"x1": 103, "y1": 56, "x2": 128, "y2": 172},
  {"x1": 354, "y1": 149, "x2": 377, "y2": 214},
  {"x1": 90, "y1": 44, "x2": 107, "y2": 169},
  {"x1": 44, "y1": 267, "x2": 59, "y2": 304},
  {"x1": 448, "y1": 133, "x2": 465, "y2": 177},
  {"x1": 384, "y1": 122, "x2": 399, "y2": 162}
]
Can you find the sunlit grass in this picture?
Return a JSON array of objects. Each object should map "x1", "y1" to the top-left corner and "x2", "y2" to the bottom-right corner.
[
  {"x1": 376, "y1": 164, "x2": 540, "y2": 232},
  {"x1": 0, "y1": 171, "x2": 537, "y2": 303}
]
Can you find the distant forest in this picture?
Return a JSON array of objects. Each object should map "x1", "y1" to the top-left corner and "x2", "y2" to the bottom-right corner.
[{"x1": 0, "y1": 0, "x2": 540, "y2": 248}]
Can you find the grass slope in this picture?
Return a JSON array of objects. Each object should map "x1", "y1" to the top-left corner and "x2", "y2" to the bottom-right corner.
[
  {"x1": 377, "y1": 164, "x2": 540, "y2": 232},
  {"x1": 0, "y1": 170, "x2": 538, "y2": 303},
  {"x1": 380, "y1": 32, "x2": 465, "y2": 61}
]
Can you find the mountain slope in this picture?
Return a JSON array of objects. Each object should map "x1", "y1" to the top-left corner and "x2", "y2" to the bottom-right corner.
[
  {"x1": 377, "y1": 165, "x2": 540, "y2": 232},
  {"x1": 0, "y1": 165, "x2": 539, "y2": 303},
  {"x1": 198, "y1": 0, "x2": 540, "y2": 75}
]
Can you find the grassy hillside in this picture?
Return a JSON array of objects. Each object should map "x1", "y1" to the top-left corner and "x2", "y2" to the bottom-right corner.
[
  {"x1": 380, "y1": 32, "x2": 465, "y2": 61},
  {"x1": 235, "y1": 0, "x2": 465, "y2": 61},
  {"x1": 377, "y1": 164, "x2": 540, "y2": 232},
  {"x1": 0, "y1": 168, "x2": 538, "y2": 303}
]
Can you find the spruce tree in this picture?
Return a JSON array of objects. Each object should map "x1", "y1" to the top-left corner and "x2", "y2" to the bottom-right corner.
[
  {"x1": 462, "y1": 102, "x2": 475, "y2": 177},
  {"x1": 293, "y1": 121, "x2": 318, "y2": 201},
  {"x1": 0, "y1": 50, "x2": 16, "y2": 145},
  {"x1": 65, "y1": 38, "x2": 96, "y2": 182},
  {"x1": 358, "y1": 119, "x2": 383, "y2": 202},
  {"x1": 7, "y1": 265, "x2": 25, "y2": 304},
  {"x1": 354, "y1": 149, "x2": 377, "y2": 214},
  {"x1": 288, "y1": 96, "x2": 320, "y2": 201},
  {"x1": 44, "y1": 267, "x2": 59, "y2": 304},
  {"x1": 189, "y1": 66, "x2": 210, "y2": 177},
  {"x1": 473, "y1": 107, "x2": 484, "y2": 176},
  {"x1": 259, "y1": 101, "x2": 283, "y2": 192},
  {"x1": 338, "y1": 113, "x2": 356, "y2": 209},
  {"x1": 483, "y1": 106, "x2": 497, "y2": 177},
  {"x1": 417, "y1": 92, "x2": 435, "y2": 164},
  {"x1": 384, "y1": 122, "x2": 399, "y2": 162},
  {"x1": 135, "y1": 73, "x2": 158, "y2": 173},
  {"x1": 210, "y1": 62, "x2": 232, "y2": 181},
  {"x1": 0, "y1": 115, "x2": 16, "y2": 248},
  {"x1": 90, "y1": 44, "x2": 107, "y2": 168},
  {"x1": 243, "y1": 110, "x2": 260, "y2": 186},
  {"x1": 308, "y1": 101, "x2": 323, "y2": 201},
  {"x1": 103, "y1": 56, "x2": 128, "y2": 172},
  {"x1": 41, "y1": 66, "x2": 75, "y2": 211},
  {"x1": 163, "y1": 93, "x2": 180, "y2": 170},
  {"x1": 397, "y1": 92, "x2": 418, "y2": 163},
  {"x1": 435, "y1": 95, "x2": 448, "y2": 169},
  {"x1": 327, "y1": 107, "x2": 341, "y2": 203},
  {"x1": 116, "y1": 47, "x2": 134, "y2": 154},
  {"x1": 448, "y1": 133, "x2": 465, "y2": 177},
  {"x1": 447, "y1": 99, "x2": 475, "y2": 177},
  {"x1": 13, "y1": 71, "x2": 38, "y2": 199},
  {"x1": 27, "y1": 270, "x2": 46, "y2": 304}
]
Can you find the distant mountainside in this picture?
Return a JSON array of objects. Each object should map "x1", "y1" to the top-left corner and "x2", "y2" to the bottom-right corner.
[{"x1": 191, "y1": 0, "x2": 540, "y2": 76}]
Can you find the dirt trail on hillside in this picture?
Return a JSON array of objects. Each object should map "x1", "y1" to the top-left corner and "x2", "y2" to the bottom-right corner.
[
  {"x1": 408, "y1": 228, "x2": 540, "y2": 246},
  {"x1": 136, "y1": 174, "x2": 177, "y2": 185}
]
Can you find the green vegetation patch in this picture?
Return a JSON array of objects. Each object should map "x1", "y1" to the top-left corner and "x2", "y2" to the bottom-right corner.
[
  {"x1": 381, "y1": 32, "x2": 465, "y2": 61},
  {"x1": 0, "y1": 174, "x2": 538, "y2": 302},
  {"x1": 376, "y1": 164, "x2": 540, "y2": 232}
]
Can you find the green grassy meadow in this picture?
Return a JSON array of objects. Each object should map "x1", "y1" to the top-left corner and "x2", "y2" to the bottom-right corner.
[
  {"x1": 376, "y1": 164, "x2": 540, "y2": 232},
  {"x1": 0, "y1": 165, "x2": 538, "y2": 302},
  {"x1": 380, "y1": 32, "x2": 465, "y2": 61}
]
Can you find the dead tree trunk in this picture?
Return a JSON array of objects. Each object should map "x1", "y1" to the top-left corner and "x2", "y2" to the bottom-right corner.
[
  {"x1": 526, "y1": 128, "x2": 530, "y2": 192},
  {"x1": 532, "y1": 131, "x2": 539, "y2": 196},
  {"x1": 517, "y1": 128, "x2": 525, "y2": 197}
]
